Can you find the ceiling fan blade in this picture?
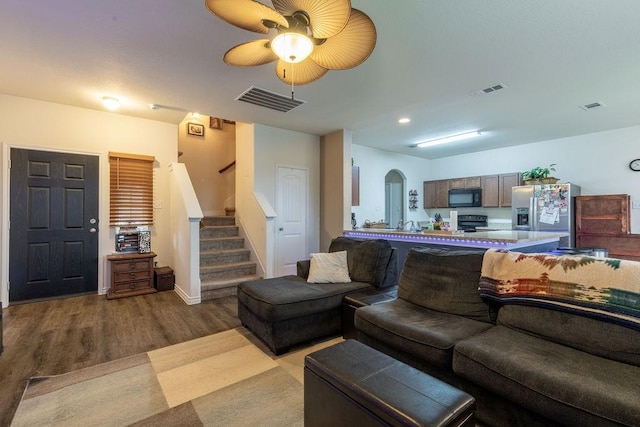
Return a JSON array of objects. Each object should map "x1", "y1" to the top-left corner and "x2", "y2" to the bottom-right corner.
[
  {"x1": 204, "y1": 0, "x2": 288, "y2": 34},
  {"x1": 272, "y1": 0, "x2": 351, "y2": 39},
  {"x1": 276, "y1": 58, "x2": 328, "y2": 85},
  {"x1": 224, "y1": 40, "x2": 279, "y2": 66},
  {"x1": 310, "y1": 9, "x2": 376, "y2": 70}
]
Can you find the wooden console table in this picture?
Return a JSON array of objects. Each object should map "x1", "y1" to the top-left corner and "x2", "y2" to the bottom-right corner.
[{"x1": 106, "y1": 252, "x2": 157, "y2": 299}]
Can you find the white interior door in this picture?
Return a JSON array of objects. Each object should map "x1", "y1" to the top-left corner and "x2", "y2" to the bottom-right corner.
[{"x1": 275, "y1": 166, "x2": 308, "y2": 277}]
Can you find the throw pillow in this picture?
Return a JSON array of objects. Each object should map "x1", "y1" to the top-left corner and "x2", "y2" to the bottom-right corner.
[{"x1": 307, "y1": 251, "x2": 351, "y2": 283}]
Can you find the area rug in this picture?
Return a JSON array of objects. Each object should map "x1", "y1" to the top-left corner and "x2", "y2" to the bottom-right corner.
[{"x1": 12, "y1": 328, "x2": 339, "y2": 426}]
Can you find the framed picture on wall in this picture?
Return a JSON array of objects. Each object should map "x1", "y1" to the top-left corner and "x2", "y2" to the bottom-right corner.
[
  {"x1": 210, "y1": 117, "x2": 223, "y2": 130},
  {"x1": 187, "y1": 122, "x2": 204, "y2": 136}
]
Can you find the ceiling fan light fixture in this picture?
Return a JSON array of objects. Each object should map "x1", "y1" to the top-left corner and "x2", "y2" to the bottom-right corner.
[
  {"x1": 271, "y1": 32, "x2": 313, "y2": 64},
  {"x1": 416, "y1": 131, "x2": 482, "y2": 148}
]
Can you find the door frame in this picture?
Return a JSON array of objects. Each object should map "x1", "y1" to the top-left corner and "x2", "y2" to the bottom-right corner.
[
  {"x1": 1, "y1": 143, "x2": 103, "y2": 307},
  {"x1": 274, "y1": 164, "x2": 309, "y2": 277}
]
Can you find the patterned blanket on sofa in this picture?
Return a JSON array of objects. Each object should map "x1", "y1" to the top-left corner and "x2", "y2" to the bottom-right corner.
[{"x1": 479, "y1": 249, "x2": 640, "y2": 329}]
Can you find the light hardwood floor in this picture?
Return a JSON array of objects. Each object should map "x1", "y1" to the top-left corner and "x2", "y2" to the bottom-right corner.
[{"x1": 0, "y1": 291, "x2": 241, "y2": 427}]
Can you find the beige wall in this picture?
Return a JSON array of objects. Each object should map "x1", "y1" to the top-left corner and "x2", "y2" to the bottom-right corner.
[
  {"x1": 320, "y1": 130, "x2": 352, "y2": 251},
  {"x1": 0, "y1": 94, "x2": 178, "y2": 305},
  {"x1": 178, "y1": 115, "x2": 235, "y2": 216},
  {"x1": 236, "y1": 123, "x2": 321, "y2": 276}
]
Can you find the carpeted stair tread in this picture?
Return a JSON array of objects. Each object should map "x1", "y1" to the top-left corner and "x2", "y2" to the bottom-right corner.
[
  {"x1": 198, "y1": 215, "x2": 259, "y2": 300},
  {"x1": 200, "y1": 216, "x2": 235, "y2": 227},
  {"x1": 200, "y1": 248, "x2": 250, "y2": 262},
  {"x1": 200, "y1": 261, "x2": 256, "y2": 273},
  {"x1": 201, "y1": 274, "x2": 262, "y2": 290},
  {"x1": 200, "y1": 226, "x2": 239, "y2": 238},
  {"x1": 200, "y1": 237, "x2": 245, "y2": 251}
]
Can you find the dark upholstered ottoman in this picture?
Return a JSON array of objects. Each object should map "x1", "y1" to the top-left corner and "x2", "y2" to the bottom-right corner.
[
  {"x1": 304, "y1": 340, "x2": 475, "y2": 427},
  {"x1": 238, "y1": 237, "x2": 398, "y2": 355},
  {"x1": 237, "y1": 275, "x2": 371, "y2": 354}
]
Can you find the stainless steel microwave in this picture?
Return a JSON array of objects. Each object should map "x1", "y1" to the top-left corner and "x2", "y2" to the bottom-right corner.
[{"x1": 448, "y1": 188, "x2": 482, "y2": 207}]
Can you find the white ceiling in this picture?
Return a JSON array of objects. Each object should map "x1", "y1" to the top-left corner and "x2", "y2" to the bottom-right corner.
[{"x1": 2, "y1": 0, "x2": 640, "y2": 159}]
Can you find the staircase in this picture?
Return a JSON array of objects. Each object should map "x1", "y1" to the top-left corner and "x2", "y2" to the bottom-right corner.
[{"x1": 199, "y1": 216, "x2": 261, "y2": 301}]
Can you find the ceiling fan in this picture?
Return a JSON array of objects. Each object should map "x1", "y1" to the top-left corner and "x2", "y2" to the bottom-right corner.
[{"x1": 204, "y1": 0, "x2": 377, "y2": 86}]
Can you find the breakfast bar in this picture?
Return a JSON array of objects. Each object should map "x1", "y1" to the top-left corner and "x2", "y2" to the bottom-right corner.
[{"x1": 343, "y1": 228, "x2": 567, "y2": 267}]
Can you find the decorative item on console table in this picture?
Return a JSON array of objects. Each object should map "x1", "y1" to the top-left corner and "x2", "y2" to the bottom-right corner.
[{"x1": 521, "y1": 163, "x2": 558, "y2": 185}]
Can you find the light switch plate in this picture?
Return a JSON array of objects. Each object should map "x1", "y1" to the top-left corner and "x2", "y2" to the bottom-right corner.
[
  {"x1": 632, "y1": 200, "x2": 640, "y2": 209},
  {"x1": 153, "y1": 200, "x2": 162, "y2": 209}
]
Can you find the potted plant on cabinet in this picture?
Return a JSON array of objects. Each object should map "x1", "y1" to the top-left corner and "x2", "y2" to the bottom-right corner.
[{"x1": 521, "y1": 164, "x2": 558, "y2": 185}]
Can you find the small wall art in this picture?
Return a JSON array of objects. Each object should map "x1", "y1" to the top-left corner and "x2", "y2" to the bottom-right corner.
[
  {"x1": 187, "y1": 122, "x2": 205, "y2": 136},
  {"x1": 210, "y1": 117, "x2": 223, "y2": 130}
]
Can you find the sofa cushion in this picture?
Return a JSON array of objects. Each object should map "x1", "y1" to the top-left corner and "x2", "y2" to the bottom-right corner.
[
  {"x1": 398, "y1": 247, "x2": 491, "y2": 323},
  {"x1": 355, "y1": 299, "x2": 493, "y2": 369},
  {"x1": 328, "y1": 237, "x2": 396, "y2": 288},
  {"x1": 497, "y1": 304, "x2": 640, "y2": 367},
  {"x1": 453, "y1": 325, "x2": 640, "y2": 427},
  {"x1": 479, "y1": 249, "x2": 640, "y2": 330},
  {"x1": 237, "y1": 276, "x2": 369, "y2": 322},
  {"x1": 307, "y1": 251, "x2": 351, "y2": 283}
]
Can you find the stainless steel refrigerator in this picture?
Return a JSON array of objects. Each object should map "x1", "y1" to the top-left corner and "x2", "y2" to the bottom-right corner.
[{"x1": 512, "y1": 183, "x2": 581, "y2": 247}]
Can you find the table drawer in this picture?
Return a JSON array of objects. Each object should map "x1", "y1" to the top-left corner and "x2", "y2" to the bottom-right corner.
[
  {"x1": 111, "y1": 279, "x2": 153, "y2": 293},
  {"x1": 114, "y1": 269, "x2": 152, "y2": 283},
  {"x1": 112, "y1": 259, "x2": 153, "y2": 272}
]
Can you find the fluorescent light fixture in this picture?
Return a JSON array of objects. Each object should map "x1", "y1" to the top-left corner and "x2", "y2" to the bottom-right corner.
[
  {"x1": 416, "y1": 130, "x2": 482, "y2": 148},
  {"x1": 271, "y1": 32, "x2": 313, "y2": 64},
  {"x1": 398, "y1": 117, "x2": 411, "y2": 124},
  {"x1": 102, "y1": 96, "x2": 120, "y2": 111}
]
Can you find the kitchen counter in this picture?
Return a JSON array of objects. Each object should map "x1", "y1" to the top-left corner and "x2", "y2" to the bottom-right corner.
[
  {"x1": 345, "y1": 228, "x2": 567, "y2": 249},
  {"x1": 343, "y1": 228, "x2": 567, "y2": 268}
]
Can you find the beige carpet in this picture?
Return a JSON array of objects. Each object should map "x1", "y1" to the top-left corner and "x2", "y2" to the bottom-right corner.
[{"x1": 12, "y1": 328, "x2": 342, "y2": 426}]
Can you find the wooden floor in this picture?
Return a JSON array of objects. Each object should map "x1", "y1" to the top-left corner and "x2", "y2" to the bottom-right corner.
[{"x1": 0, "y1": 291, "x2": 240, "y2": 427}]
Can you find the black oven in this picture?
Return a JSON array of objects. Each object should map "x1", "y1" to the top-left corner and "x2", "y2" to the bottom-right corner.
[{"x1": 448, "y1": 188, "x2": 482, "y2": 207}]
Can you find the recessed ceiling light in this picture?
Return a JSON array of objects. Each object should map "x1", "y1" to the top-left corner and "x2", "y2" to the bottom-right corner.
[
  {"x1": 102, "y1": 96, "x2": 120, "y2": 111},
  {"x1": 415, "y1": 131, "x2": 482, "y2": 148},
  {"x1": 398, "y1": 118, "x2": 411, "y2": 124}
]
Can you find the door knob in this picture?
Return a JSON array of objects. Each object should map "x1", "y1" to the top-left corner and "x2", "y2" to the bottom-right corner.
[
  {"x1": 89, "y1": 228, "x2": 97, "y2": 233},
  {"x1": 279, "y1": 227, "x2": 284, "y2": 231}
]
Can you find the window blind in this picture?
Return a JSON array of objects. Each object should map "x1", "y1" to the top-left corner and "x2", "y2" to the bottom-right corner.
[{"x1": 109, "y1": 152, "x2": 155, "y2": 226}]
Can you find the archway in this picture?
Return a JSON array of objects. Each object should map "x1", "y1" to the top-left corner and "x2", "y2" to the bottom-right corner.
[{"x1": 385, "y1": 169, "x2": 406, "y2": 229}]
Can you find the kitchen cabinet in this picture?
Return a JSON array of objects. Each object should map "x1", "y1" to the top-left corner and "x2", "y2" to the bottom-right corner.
[
  {"x1": 449, "y1": 176, "x2": 481, "y2": 189},
  {"x1": 423, "y1": 181, "x2": 437, "y2": 208},
  {"x1": 352, "y1": 166, "x2": 359, "y2": 206},
  {"x1": 106, "y1": 252, "x2": 157, "y2": 299},
  {"x1": 481, "y1": 175, "x2": 500, "y2": 207},
  {"x1": 425, "y1": 172, "x2": 520, "y2": 209},
  {"x1": 436, "y1": 180, "x2": 450, "y2": 208},
  {"x1": 423, "y1": 180, "x2": 449, "y2": 208},
  {"x1": 576, "y1": 194, "x2": 639, "y2": 261},
  {"x1": 498, "y1": 172, "x2": 522, "y2": 207}
]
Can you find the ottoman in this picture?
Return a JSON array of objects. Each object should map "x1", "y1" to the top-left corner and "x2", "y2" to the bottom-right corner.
[
  {"x1": 304, "y1": 340, "x2": 475, "y2": 426},
  {"x1": 237, "y1": 276, "x2": 371, "y2": 354}
]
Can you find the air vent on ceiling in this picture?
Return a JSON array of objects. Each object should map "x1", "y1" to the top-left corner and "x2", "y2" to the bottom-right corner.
[
  {"x1": 579, "y1": 101, "x2": 607, "y2": 111},
  {"x1": 235, "y1": 86, "x2": 305, "y2": 113},
  {"x1": 470, "y1": 83, "x2": 507, "y2": 96}
]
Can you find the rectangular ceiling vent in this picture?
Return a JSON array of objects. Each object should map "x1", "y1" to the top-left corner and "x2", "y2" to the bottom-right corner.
[
  {"x1": 235, "y1": 86, "x2": 305, "y2": 113},
  {"x1": 579, "y1": 101, "x2": 607, "y2": 111},
  {"x1": 470, "y1": 83, "x2": 507, "y2": 96}
]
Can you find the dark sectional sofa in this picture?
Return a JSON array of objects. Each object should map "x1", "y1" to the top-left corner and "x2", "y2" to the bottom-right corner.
[
  {"x1": 355, "y1": 247, "x2": 640, "y2": 427},
  {"x1": 237, "y1": 237, "x2": 397, "y2": 354}
]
